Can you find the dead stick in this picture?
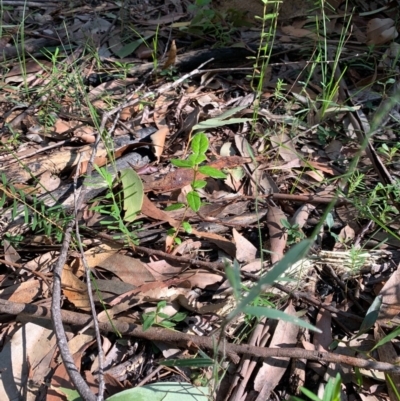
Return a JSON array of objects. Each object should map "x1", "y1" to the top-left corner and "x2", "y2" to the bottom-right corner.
[{"x1": 2, "y1": 299, "x2": 399, "y2": 374}]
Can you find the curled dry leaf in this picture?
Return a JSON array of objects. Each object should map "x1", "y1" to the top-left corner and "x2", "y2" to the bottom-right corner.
[
  {"x1": 289, "y1": 203, "x2": 315, "y2": 228},
  {"x1": 154, "y1": 94, "x2": 173, "y2": 129},
  {"x1": 150, "y1": 127, "x2": 169, "y2": 162},
  {"x1": 163, "y1": 39, "x2": 177, "y2": 70}
]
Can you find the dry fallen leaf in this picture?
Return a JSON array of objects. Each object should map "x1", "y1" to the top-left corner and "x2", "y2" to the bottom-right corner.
[
  {"x1": 0, "y1": 280, "x2": 41, "y2": 303},
  {"x1": 62, "y1": 265, "x2": 90, "y2": 311},
  {"x1": 366, "y1": 18, "x2": 398, "y2": 45},
  {"x1": 0, "y1": 322, "x2": 57, "y2": 401},
  {"x1": 233, "y1": 228, "x2": 257, "y2": 263},
  {"x1": 253, "y1": 303, "x2": 299, "y2": 399},
  {"x1": 163, "y1": 39, "x2": 177, "y2": 70},
  {"x1": 266, "y1": 206, "x2": 288, "y2": 264},
  {"x1": 281, "y1": 25, "x2": 319, "y2": 40},
  {"x1": 150, "y1": 127, "x2": 169, "y2": 162},
  {"x1": 377, "y1": 265, "x2": 400, "y2": 325},
  {"x1": 374, "y1": 324, "x2": 400, "y2": 399}
]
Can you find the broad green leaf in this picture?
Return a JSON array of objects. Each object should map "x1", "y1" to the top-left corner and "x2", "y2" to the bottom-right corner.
[
  {"x1": 105, "y1": 382, "x2": 210, "y2": 401},
  {"x1": 191, "y1": 132, "x2": 208, "y2": 154},
  {"x1": 160, "y1": 321, "x2": 175, "y2": 328},
  {"x1": 243, "y1": 306, "x2": 321, "y2": 332},
  {"x1": 164, "y1": 203, "x2": 185, "y2": 211},
  {"x1": 56, "y1": 387, "x2": 82, "y2": 401},
  {"x1": 158, "y1": 312, "x2": 170, "y2": 319},
  {"x1": 120, "y1": 168, "x2": 144, "y2": 222},
  {"x1": 171, "y1": 312, "x2": 187, "y2": 321},
  {"x1": 160, "y1": 358, "x2": 214, "y2": 367},
  {"x1": 171, "y1": 159, "x2": 195, "y2": 168},
  {"x1": 187, "y1": 191, "x2": 201, "y2": 212},
  {"x1": 325, "y1": 213, "x2": 334, "y2": 230},
  {"x1": 359, "y1": 295, "x2": 382, "y2": 334},
  {"x1": 188, "y1": 153, "x2": 207, "y2": 165},
  {"x1": 167, "y1": 228, "x2": 176, "y2": 236},
  {"x1": 193, "y1": 117, "x2": 252, "y2": 130},
  {"x1": 198, "y1": 166, "x2": 227, "y2": 179},
  {"x1": 227, "y1": 240, "x2": 312, "y2": 322},
  {"x1": 142, "y1": 315, "x2": 155, "y2": 331},
  {"x1": 371, "y1": 325, "x2": 400, "y2": 352},
  {"x1": 182, "y1": 221, "x2": 192, "y2": 233},
  {"x1": 192, "y1": 180, "x2": 207, "y2": 189},
  {"x1": 300, "y1": 387, "x2": 322, "y2": 401}
]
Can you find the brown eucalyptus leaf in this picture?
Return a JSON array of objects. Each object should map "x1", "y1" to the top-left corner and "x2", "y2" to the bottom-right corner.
[{"x1": 266, "y1": 206, "x2": 287, "y2": 264}]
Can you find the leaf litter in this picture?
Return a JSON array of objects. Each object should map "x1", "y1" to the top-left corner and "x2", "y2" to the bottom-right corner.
[{"x1": 1, "y1": 0, "x2": 400, "y2": 400}]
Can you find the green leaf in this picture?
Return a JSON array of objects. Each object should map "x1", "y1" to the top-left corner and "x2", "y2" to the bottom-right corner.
[
  {"x1": 193, "y1": 117, "x2": 252, "y2": 130},
  {"x1": 325, "y1": 213, "x2": 334, "y2": 230},
  {"x1": 170, "y1": 311, "x2": 187, "y2": 322},
  {"x1": 56, "y1": 387, "x2": 82, "y2": 401},
  {"x1": 167, "y1": 228, "x2": 176, "y2": 236},
  {"x1": 359, "y1": 295, "x2": 382, "y2": 334},
  {"x1": 244, "y1": 306, "x2": 321, "y2": 332},
  {"x1": 105, "y1": 382, "x2": 210, "y2": 401},
  {"x1": 160, "y1": 321, "x2": 176, "y2": 328},
  {"x1": 227, "y1": 240, "x2": 312, "y2": 322},
  {"x1": 188, "y1": 153, "x2": 207, "y2": 165},
  {"x1": 300, "y1": 387, "x2": 322, "y2": 401},
  {"x1": 142, "y1": 315, "x2": 155, "y2": 331},
  {"x1": 280, "y1": 219, "x2": 291, "y2": 229},
  {"x1": 0, "y1": 193, "x2": 6, "y2": 208},
  {"x1": 120, "y1": 168, "x2": 144, "y2": 222},
  {"x1": 158, "y1": 312, "x2": 170, "y2": 319},
  {"x1": 371, "y1": 325, "x2": 400, "y2": 352},
  {"x1": 164, "y1": 203, "x2": 185, "y2": 211},
  {"x1": 171, "y1": 159, "x2": 195, "y2": 168},
  {"x1": 160, "y1": 358, "x2": 214, "y2": 368},
  {"x1": 182, "y1": 221, "x2": 192, "y2": 233},
  {"x1": 191, "y1": 132, "x2": 208, "y2": 154},
  {"x1": 174, "y1": 237, "x2": 182, "y2": 245},
  {"x1": 198, "y1": 166, "x2": 227, "y2": 179},
  {"x1": 187, "y1": 191, "x2": 201, "y2": 212},
  {"x1": 192, "y1": 180, "x2": 207, "y2": 189}
]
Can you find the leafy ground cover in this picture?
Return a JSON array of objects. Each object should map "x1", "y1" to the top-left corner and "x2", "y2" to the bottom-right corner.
[{"x1": 1, "y1": 0, "x2": 400, "y2": 400}]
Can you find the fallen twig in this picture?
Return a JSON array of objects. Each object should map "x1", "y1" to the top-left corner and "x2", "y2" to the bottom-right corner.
[
  {"x1": 2, "y1": 299, "x2": 399, "y2": 374},
  {"x1": 51, "y1": 136, "x2": 101, "y2": 401}
]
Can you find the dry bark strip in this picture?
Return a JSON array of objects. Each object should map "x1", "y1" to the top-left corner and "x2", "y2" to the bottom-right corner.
[{"x1": 1, "y1": 298, "x2": 399, "y2": 374}]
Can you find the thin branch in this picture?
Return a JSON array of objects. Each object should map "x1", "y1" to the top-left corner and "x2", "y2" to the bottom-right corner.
[
  {"x1": 3, "y1": 299, "x2": 399, "y2": 374},
  {"x1": 51, "y1": 136, "x2": 102, "y2": 401},
  {"x1": 74, "y1": 157, "x2": 105, "y2": 400}
]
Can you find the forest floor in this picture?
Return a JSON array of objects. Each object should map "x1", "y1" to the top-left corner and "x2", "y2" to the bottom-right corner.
[{"x1": 1, "y1": 0, "x2": 400, "y2": 400}]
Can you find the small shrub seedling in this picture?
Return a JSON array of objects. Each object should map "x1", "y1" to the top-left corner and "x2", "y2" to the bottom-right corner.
[{"x1": 165, "y1": 132, "x2": 227, "y2": 246}]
